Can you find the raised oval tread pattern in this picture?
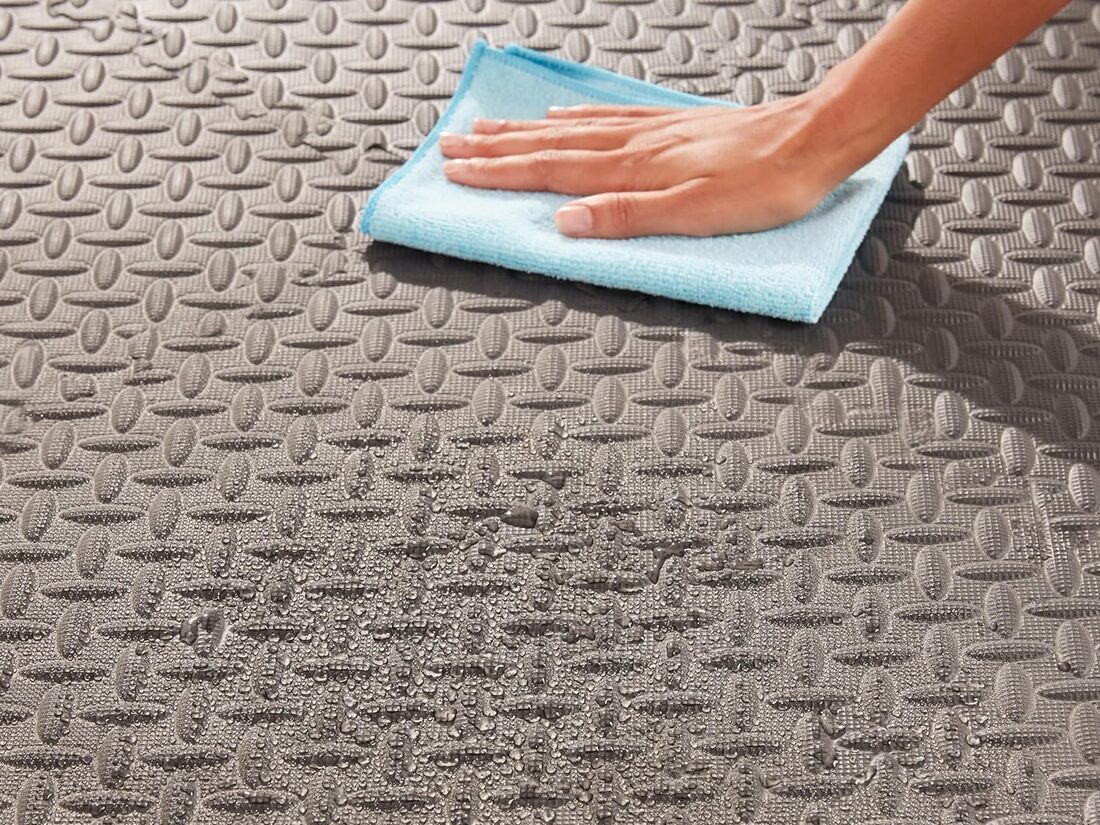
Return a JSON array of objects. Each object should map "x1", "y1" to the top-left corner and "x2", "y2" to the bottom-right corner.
[{"x1": 2, "y1": 1, "x2": 1100, "y2": 824}]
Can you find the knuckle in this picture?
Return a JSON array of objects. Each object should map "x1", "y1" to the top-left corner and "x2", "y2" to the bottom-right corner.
[
  {"x1": 658, "y1": 129, "x2": 694, "y2": 149},
  {"x1": 538, "y1": 128, "x2": 570, "y2": 149},
  {"x1": 466, "y1": 157, "x2": 496, "y2": 175},
  {"x1": 620, "y1": 143, "x2": 662, "y2": 170},
  {"x1": 610, "y1": 145, "x2": 663, "y2": 187},
  {"x1": 531, "y1": 151, "x2": 561, "y2": 177},
  {"x1": 483, "y1": 137, "x2": 514, "y2": 158},
  {"x1": 608, "y1": 195, "x2": 636, "y2": 230}
]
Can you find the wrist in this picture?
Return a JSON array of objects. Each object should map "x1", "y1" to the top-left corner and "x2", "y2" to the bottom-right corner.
[{"x1": 804, "y1": 57, "x2": 901, "y2": 183}]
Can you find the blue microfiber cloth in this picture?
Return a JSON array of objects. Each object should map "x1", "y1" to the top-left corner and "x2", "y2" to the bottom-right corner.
[{"x1": 360, "y1": 42, "x2": 909, "y2": 323}]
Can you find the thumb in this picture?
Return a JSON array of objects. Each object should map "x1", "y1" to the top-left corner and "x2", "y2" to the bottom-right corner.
[{"x1": 555, "y1": 190, "x2": 682, "y2": 239}]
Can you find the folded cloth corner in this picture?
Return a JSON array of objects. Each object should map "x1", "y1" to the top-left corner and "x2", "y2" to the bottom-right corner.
[{"x1": 360, "y1": 41, "x2": 909, "y2": 323}]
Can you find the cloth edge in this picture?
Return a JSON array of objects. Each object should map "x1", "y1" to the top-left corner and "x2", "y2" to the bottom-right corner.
[
  {"x1": 500, "y1": 44, "x2": 739, "y2": 110},
  {"x1": 804, "y1": 132, "x2": 911, "y2": 323},
  {"x1": 359, "y1": 40, "x2": 492, "y2": 235}
]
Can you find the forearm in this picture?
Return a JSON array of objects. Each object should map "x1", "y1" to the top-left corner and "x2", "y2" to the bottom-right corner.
[{"x1": 811, "y1": 0, "x2": 1070, "y2": 174}]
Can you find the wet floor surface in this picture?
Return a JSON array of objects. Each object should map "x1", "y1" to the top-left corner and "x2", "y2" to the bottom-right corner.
[{"x1": 1, "y1": 1, "x2": 1100, "y2": 823}]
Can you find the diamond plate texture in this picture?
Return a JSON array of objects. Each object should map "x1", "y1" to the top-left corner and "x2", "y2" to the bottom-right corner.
[{"x1": 1, "y1": 1, "x2": 1100, "y2": 824}]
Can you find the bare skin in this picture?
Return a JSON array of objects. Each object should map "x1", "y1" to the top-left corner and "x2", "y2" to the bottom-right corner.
[{"x1": 438, "y1": 0, "x2": 1070, "y2": 239}]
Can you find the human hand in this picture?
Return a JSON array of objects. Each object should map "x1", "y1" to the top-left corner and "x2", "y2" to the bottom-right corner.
[
  {"x1": 436, "y1": 0, "x2": 1070, "y2": 240},
  {"x1": 438, "y1": 94, "x2": 872, "y2": 240}
]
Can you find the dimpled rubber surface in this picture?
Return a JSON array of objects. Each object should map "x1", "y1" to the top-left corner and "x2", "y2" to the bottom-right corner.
[{"x1": 2, "y1": 2, "x2": 1100, "y2": 824}]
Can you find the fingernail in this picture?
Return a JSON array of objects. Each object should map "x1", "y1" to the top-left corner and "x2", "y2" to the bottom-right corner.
[
  {"x1": 439, "y1": 131, "x2": 466, "y2": 150},
  {"x1": 556, "y1": 205, "x2": 593, "y2": 235},
  {"x1": 548, "y1": 106, "x2": 575, "y2": 113},
  {"x1": 475, "y1": 118, "x2": 504, "y2": 134}
]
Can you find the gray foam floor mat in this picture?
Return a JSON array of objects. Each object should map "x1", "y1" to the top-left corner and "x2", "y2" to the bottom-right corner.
[{"x1": 2, "y1": 1, "x2": 1100, "y2": 823}]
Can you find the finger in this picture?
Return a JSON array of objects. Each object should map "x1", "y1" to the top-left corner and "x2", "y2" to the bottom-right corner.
[
  {"x1": 546, "y1": 105, "x2": 683, "y2": 119},
  {"x1": 472, "y1": 116, "x2": 655, "y2": 134},
  {"x1": 555, "y1": 182, "x2": 719, "y2": 239},
  {"x1": 443, "y1": 151, "x2": 641, "y2": 195},
  {"x1": 439, "y1": 127, "x2": 628, "y2": 159}
]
